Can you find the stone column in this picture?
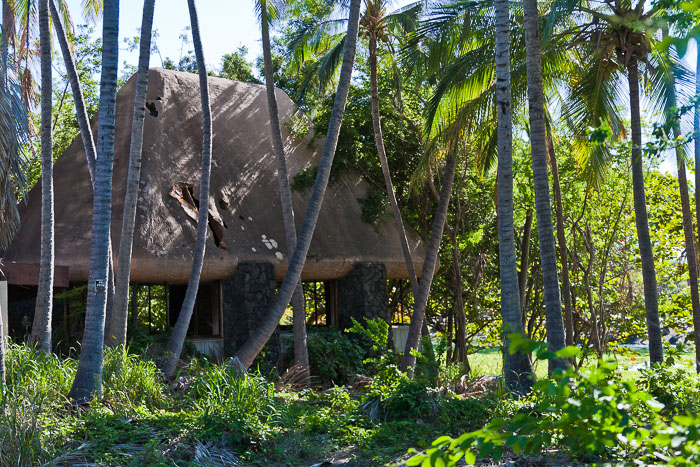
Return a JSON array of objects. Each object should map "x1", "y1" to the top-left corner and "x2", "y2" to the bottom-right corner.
[
  {"x1": 222, "y1": 261, "x2": 281, "y2": 361},
  {"x1": 337, "y1": 262, "x2": 389, "y2": 331}
]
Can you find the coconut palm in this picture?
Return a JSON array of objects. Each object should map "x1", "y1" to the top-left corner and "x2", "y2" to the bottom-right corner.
[
  {"x1": 0, "y1": 306, "x2": 5, "y2": 384},
  {"x1": 257, "y1": 0, "x2": 309, "y2": 374},
  {"x1": 556, "y1": 0, "x2": 696, "y2": 363},
  {"x1": 494, "y1": 0, "x2": 535, "y2": 391},
  {"x1": 68, "y1": 0, "x2": 120, "y2": 402},
  {"x1": 159, "y1": 0, "x2": 212, "y2": 379},
  {"x1": 28, "y1": 0, "x2": 53, "y2": 354},
  {"x1": 289, "y1": 1, "x2": 422, "y2": 288},
  {"x1": 108, "y1": 0, "x2": 156, "y2": 347},
  {"x1": 232, "y1": 0, "x2": 362, "y2": 370},
  {"x1": 523, "y1": 0, "x2": 567, "y2": 372}
]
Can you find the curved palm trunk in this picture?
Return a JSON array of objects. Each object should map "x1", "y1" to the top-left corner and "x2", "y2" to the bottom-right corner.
[
  {"x1": 400, "y1": 150, "x2": 457, "y2": 376},
  {"x1": 696, "y1": 39, "x2": 700, "y2": 257},
  {"x1": 49, "y1": 0, "x2": 116, "y2": 342},
  {"x1": 108, "y1": 0, "x2": 156, "y2": 347},
  {"x1": 626, "y1": 59, "x2": 662, "y2": 364},
  {"x1": 160, "y1": 0, "x2": 212, "y2": 380},
  {"x1": 523, "y1": 0, "x2": 566, "y2": 373},
  {"x1": 232, "y1": 0, "x2": 362, "y2": 370},
  {"x1": 260, "y1": 2, "x2": 309, "y2": 374},
  {"x1": 495, "y1": 0, "x2": 534, "y2": 392},
  {"x1": 30, "y1": 0, "x2": 54, "y2": 354},
  {"x1": 68, "y1": 0, "x2": 120, "y2": 402}
]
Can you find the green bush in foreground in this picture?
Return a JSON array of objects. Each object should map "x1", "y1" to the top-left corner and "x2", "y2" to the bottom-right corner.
[{"x1": 408, "y1": 336, "x2": 700, "y2": 466}]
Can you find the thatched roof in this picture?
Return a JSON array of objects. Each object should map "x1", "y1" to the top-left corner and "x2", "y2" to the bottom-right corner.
[{"x1": 4, "y1": 68, "x2": 427, "y2": 284}]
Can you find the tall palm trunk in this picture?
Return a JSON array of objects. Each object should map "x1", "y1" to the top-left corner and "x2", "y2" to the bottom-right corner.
[
  {"x1": 665, "y1": 70, "x2": 700, "y2": 372},
  {"x1": 523, "y1": 0, "x2": 566, "y2": 373},
  {"x1": 260, "y1": 1, "x2": 309, "y2": 374},
  {"x1": 108, "y1": 0, "x2": 156, "y2": 347},
  {"x1": 49, "y1": 0, "x2": 116, "y2": 342},
  {"x1": 627, "y1": 58, "x2": 662, "y2": 364},
  {"x1": 30, "y1": 0, "x2": 53, "y2": 354},
  {"x1": 400, "y1": 150, "x2": 457, "y2": 376},
  {"x1": 68, "y1": 0, "x2": 120, "y2": 402},
  {"x1": 546, "y1": 127, "x2": 574, "y2": 347},
  {"x1": 495, "y1": 0, "x2": 534, "y2": 391},
  {"x1": 696, "y1": 39, "x2": 700, "y2": 256},
  {"x1": 232, "y1": 0, "x2": 362, "y2": 370},
  {"x1": 160, "y1": 0, "x2": 212, "y2": 379},
  {"x1": 519, "y1": 208, "x2": 533, "y2": 317},
  {"x1": 369, "y1": 33, "x2": 419, "y2": 295}
]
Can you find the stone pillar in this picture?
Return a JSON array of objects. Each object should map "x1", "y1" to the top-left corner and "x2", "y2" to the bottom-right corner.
[
  {"x1": 337, "y1": 262, "x2": 389, "y2": 331},
  {"x1": 222, "y1": 261, "x2": 281, "y2": 360}
]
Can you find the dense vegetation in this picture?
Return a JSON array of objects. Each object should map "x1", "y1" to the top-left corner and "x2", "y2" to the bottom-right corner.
[{"x1": 2, "y1": 0, "x2": 700, "y2": 464}]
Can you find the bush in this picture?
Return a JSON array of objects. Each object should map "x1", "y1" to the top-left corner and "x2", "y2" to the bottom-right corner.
[
  {"x1": 186, "y1": 360, "x2": 280, "y2": 442},
  {"x1": 307, "y1": 327, "x2": 364, "y2": 385},
  {"x1": 102, "y1": 346, "x2": 168, "y2": 411}
]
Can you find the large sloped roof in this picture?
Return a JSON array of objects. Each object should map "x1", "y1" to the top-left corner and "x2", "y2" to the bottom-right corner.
[{"x1": 4, "y1": 69, "x2": 427, "y2": 284}]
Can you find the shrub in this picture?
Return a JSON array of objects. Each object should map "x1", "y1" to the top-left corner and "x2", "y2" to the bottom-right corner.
[
  {"x1": 307, "y1": 327, "x2": 364, "y2": 385},
  {"x1": 102, "y1": 346, "x2": 168, "y2": 411}
]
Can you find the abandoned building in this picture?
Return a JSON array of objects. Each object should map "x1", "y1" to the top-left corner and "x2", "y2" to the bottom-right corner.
[{"x1": 1, "y1": 68, "x2": 427, "y2": 359}]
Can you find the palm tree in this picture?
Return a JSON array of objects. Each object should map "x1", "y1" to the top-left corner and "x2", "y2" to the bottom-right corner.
[
  {"x1": 29, "y1": 0, "x2": 53, "y2": 354},
  {"x1": 495, "y1": 0, "x2": 534, "y2": 391},
  {"x1": 661, "y1": 52, "x2": 700, "y2": 373},
  {"x1": 232, "y1": 0, "x2": 362, "y2": 370},
  {"x1": 399, "y1": 147, "x2": 458, "y2": 375},
  {"x1": 523, "y1": 0, "x2": 567, "y2": 372},
  {"x1": 159, "y1": 0, "x2": 212, "y2": 379},
  {"x1": 108, "y1": 0, "x2": 157, "y2": 347},
  {"x1": 68, "y1": 0, "x2": 120, "y2": 402},
  {"x1": 0, "y1": 306, "x2": 5, "y2": 384},
  {"x1": 258, "y1": 0, "x2": 309, "y2": 374}
]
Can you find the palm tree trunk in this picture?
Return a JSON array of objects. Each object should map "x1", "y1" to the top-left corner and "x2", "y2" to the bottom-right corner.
[
  {"x1": 369, "y1": 33, "x2": 419, "y2": 295},
  {"x1": 546, "y1": 127, "x2": 574, "y2": 347},
  {"x1": 232, "y1": 0, "x2": 362, "y2": 371},
  {"x1": 160, "y1": 0, "x2": 212, "y2": 380},
  {"x1": 696, "y1": 39, "x2": 700, "y2": 258},
  {"x1": 108, "y1": 0, "x2": 156, "y2": 347},
  {"x1": 627, "y1": 58, "x2": 662, "y2": 363},
  {"x1": 523, "y1": 0, "x2": 567, "y2": 373},
  {"x1": 400, "y1": 151, "x2": 457, "y2": 376},
  {"x1": 260, "y1": 1, "x2": 309, "y2": 375},
  {"x1": 49, "y1": 0, "x2": 116, "y2": 343},
  {"x1": 68, "y1": 0, "x2": 120, "y2": 402},
  {"x1": 519, "y1": 208, "x2": 533, "y2": 317},
  {"x1": 495, "y1": 0, "x2": 535, "y2": 391},
  {"x1": 30, "y1": 0, "x2": 53, "y2": 354},
  {"x1": 666, "y1": 77, "x2": 700, "y2": 373}
]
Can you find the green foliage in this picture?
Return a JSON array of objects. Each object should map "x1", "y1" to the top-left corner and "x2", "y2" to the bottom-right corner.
[
  {"x1": 185, "y1": 360, "x2": 280, "y2": 442},
  {"x1": 219, "y1": 46, "x2": 262, "y2": 84},
  {"x1": 101, "y1": 346, "x2": 168, "y2": 411},
  {"x1": 306, "y1": 327, "x2": 365, "y2": 385},
  {"x1": 408, "y1": 338, "x2": 700, "y2": 465},
  {"x1": 638, "y1": 344, "x2": 700, "y2": 415}
]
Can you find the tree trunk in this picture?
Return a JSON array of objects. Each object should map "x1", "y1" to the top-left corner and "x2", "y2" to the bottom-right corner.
[
  {"x1": 369, "y1": 33, "x2": 419, "y2": 295},
  {"x1": 495, "y1": 0, "x2": 535, "y2": 392},
  {"x1": 68, "y1": 0, "x2": 120, "y2": 402},
  {"x1": 49, "y1": 0, "x2": 116, "y2": 343},
  {"x1": 523, "y1": 0, "x2": 567, "y2": 373},
  {"x1": 160, "y1": 0, "x2": 213, "y2": 380},
  {"x1": 546, "y1": 126, "x2": 574, "y2": 347},
  {"x1": 695, "y1": 38, "x2": 700, "y2": 263},
  {"x1": 519, "y1": 209, "x2": 533, "y2": 318},
  {"x1": 30, "y1": 0, "x2": 54, "y2": 354},
  {"x1": 627, "y1": 58, "x2": 663, "y2": 364},
  {"x1": 260, "y1": 1, "x2": 309, "y2": 376},
  {"x1": 109, "y1": 0, "x2": 156, "y2": 347},
  {"x1": 400, "y1": 151, "x2": 457, "y2": 376},
  {"x1": 666, "y1": 71, "x2": 700, "y2": 372},
  {"x1": 232, "y1": 0, "x2": 362, "y2": 370}
]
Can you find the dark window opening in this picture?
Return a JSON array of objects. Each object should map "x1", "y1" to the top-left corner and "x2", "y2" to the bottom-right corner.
[
  {"x1": 279, "y1": 280, "x2": 338, "y2": 328},
  {"x1": 168, "y1": 281, "x2": 222, "y2": 338}
]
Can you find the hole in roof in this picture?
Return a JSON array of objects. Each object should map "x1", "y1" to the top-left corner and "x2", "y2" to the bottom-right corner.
[
  {"x1": 168, "y1": 183, "x2": 228, "y2": 249},
  {"x1": 146, "y1": 101, "x2": 159, "y2": 117}
]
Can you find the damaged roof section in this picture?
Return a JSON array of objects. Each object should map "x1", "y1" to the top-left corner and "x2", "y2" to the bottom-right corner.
[{"x1": 5, "y1": 68, "x2": 428, "y2": 284}]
